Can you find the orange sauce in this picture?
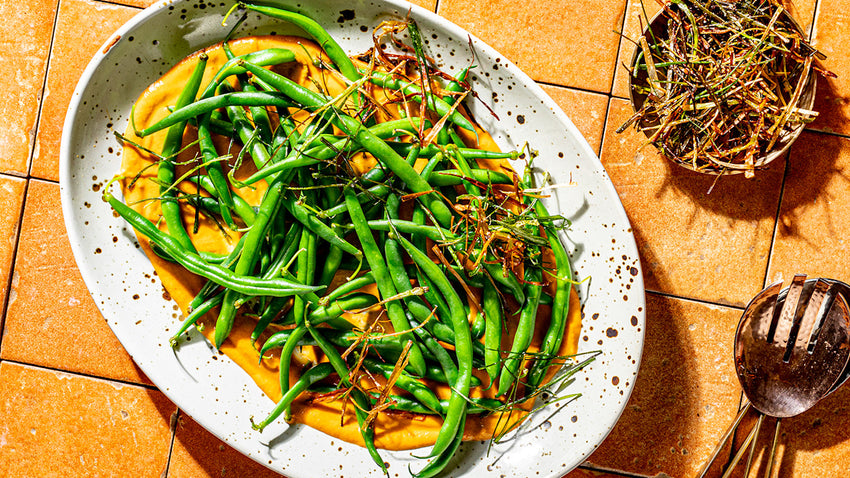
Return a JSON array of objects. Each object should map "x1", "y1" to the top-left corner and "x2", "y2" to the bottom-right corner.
[{"x1": 120, "y1": 35, "x2": 582, "y2": 451}]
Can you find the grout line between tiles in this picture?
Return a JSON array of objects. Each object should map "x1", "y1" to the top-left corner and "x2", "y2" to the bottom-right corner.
[
  {"x1": 92, "y1": 0, "x2": 144, "y2": 8},
  {"x1": 534, "y1": 79, "x2": 613, "y2": 99},
  {"x1": 645, "y1": 288, "x2": 747, "y2": 312},
  {"x1": 0, "y1": 358, "x2": 159, "y2": 391},
  {"x1": 595, "y1": 0, "x2": 631, "y2": 159},
  {"x1": 805, "y1": 126, "x2": 850, "y2": 141},
  {"x1": 163, "y1": 409, "x2": 180, "y2": 478},
  {"x1": 608, "y1": 0, "x2": 630, "y2": 95},
  {"x1": 761, "y1": 148, "x2": 793, "y2": 289},
  {"x1": 577, "y1": 463, "x2": 654, "y2": 478},
  {"x1": 808, "y1": 0, "x2": 822, "y2": 40},
  {"x1": 0, "y1": 179, "x2": 30, "y2": 354},
  {"x1": 26, "y1": 0, "x2": 62, "y2": 179}
]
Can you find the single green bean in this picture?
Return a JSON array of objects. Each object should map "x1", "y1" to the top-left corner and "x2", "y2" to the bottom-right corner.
[
  {"x1": 319, "y1": 272, "x2": 376, "y2": 306},
  {"x1": 252, "y1": 361, "x2": 334, "y2": 431},
  {"x1": 240, "y1": 2, "x2": 360, "y2": 82},
  {"x1": 157, "y1": 53, "x2": 207, "y2": 253},
  {"x1": 104, "y1": 193, "x2": 320, "y2": 297},
  {"x1": 136, "y1": 91, "x2": 294, "y2": 137},
  {"x1": 526, "y1": 204, "x2": 573, "y2": 389},
  {"x1": 497, "y1": 266, "x2": 542, "y2": 396},
  {"x1": 428, "y1": 168, "x2": 513, "y2": 187},
  {"x1": 344, "y1": 187, "x2": 427, "y2": 377},
  {"x1": 393, "y1": 233, "x2": 471, "y2": 458},
  {"x1": 169, "y1": 292, "x2": 224, "y2": 347},
  {"x1": 482, "y1": 279, "x2": 502, "y2": 383}
]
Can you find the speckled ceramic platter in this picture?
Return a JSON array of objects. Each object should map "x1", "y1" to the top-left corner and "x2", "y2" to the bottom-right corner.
[{"x1": 60, "y1": 1, "x2": 645, "y2": 476}]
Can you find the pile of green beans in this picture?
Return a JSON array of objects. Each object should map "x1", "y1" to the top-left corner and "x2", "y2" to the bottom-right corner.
[{"x1": 108, "y1": 2, "x2": 577, "y2": 476}]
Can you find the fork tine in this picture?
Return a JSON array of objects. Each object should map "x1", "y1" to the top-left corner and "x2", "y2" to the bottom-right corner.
[
  {"x1": 772, "y1": 274, "x2": 807, "y2": 348},
  {"x1": 792, "y1": 280, "x2": 834, "y2": 355}
]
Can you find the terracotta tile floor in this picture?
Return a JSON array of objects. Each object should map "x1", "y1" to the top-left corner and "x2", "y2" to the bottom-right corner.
[{"x1": 2, "y1": 0, "x2": 850, "y2": 477}]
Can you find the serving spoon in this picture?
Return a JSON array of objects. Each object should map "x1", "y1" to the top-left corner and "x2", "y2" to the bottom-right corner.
[{"x1": 698, "y1": 274, "x2": 850, "y2": 478}]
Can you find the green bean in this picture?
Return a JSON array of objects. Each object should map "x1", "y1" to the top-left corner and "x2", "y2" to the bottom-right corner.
[
  {"x1": 252, "y1": 361, "x2": 334, "y2": 431},
  {"x1": 240, "y1": 2, "x2": 360, "y2": 82},
  {"x1": 497, "y1": 266, "x2": 542, "y2": 396},
  {"x1": 344, "y1": 187, "x2": 427, "y2": 377},
  {"x1": 238, "y1": 60, "x2": 455, "y2": 228},
  {"x1": 428, "y1": 168, "x2": 513, "y2": 187},
  {"x1": 157, "y1": 53, "x2": 207, "y2": 253},
  {"x1": 363, "y1": 70, "x2": 475, "y2": 132},
  {"x1": 318, "y1": 226, "x2": 345, "y2": 287},
  {"x1": 319, "y1": 272, "x2": 376, "y2": 306},
  {"x1": 196, "y1": 115, "x2": 236, "y2": 229},
  {"x1": 469, "y1": 308, "x2": 486, "y2": 341},
  {"x1": 136, "y1": 91, "x2": 294, "y2": 137},
  {"x1": 306, "y1": 324, "x2": 386, "y2": 473},
  {"x1": 362, "y1": 359, "x2": 443, "y2": 414},
  {"x1": 169, "y1": 292, "x2": 224, "y2": 347},
  {"x1": 214, "y1": 171, "x2": 290, "y2": 349},
  {"x1": 527, "y1": 208, "x2": 573, "y2": 389},
  {"x1": 365, "y1": 219, "x2": 458, "y2": 244},
  {"x1": 104, "y1": 193, "x2": 320, "y2": 297},
  {"x1": 276, "y1": 324, "x2": 307, "y2": 417},
  {"x1": 282, "y1": 198, "x2": 362, "y2": 261},
  {"x1": 393, "y1": 233, "x2": 471, "y2": 458},
  {"x1": 292, "y1": 225, "x2": 316, "y2": 327},
  {"x1": 482, "y1": 279, "x2": 502, "y2": 383}
]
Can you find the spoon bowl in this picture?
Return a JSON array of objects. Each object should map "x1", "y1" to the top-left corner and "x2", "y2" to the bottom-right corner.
[
  {"x1": 699, "y1": 275, "x2": 850, "y2": 478},
  {"x1": 735, "y1": 276, "x2": 850, "y2": 418}
]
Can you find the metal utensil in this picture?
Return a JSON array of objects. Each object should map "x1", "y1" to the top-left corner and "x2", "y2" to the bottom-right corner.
[{"x1": 698, "y1": 274, "x2": 850, "y2": 478}]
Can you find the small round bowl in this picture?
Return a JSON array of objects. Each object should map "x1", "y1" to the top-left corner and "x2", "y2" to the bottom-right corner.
[{"x1": 627, "y1": 5, "x2": 817, "y2": 175}]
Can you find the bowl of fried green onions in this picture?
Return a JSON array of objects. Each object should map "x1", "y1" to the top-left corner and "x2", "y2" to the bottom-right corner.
[{"x1": 621, "y1": 0, "x2": 826, "y2": 176}]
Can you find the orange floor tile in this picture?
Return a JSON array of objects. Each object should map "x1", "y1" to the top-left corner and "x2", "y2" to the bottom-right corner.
[
  {"x1": 0, "y1": 180, "x2": 147, "y2": 384},
  {"x1": 31, "y1": 0, "x2": 139, "y2": 182},
  {"x1": 0, "y1": 361, "x2": 174, "y2": 476},
  {"x1": 3, "y1": 0, "x2": 850, "y2": 477},
  {"x1": 168, "y1": 414, "x2": 285, "y2": 478},
  {"x1": 437, "y1": 0, "x2": 626, "y2": 92},
  {"x1": 0, "y1": 0, "x2": 58, "y2": 176}
]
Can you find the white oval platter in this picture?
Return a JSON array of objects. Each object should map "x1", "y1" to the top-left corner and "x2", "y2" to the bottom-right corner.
[{"x1": 60, "y1": 1, "x2": 646, "y2": 476}]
